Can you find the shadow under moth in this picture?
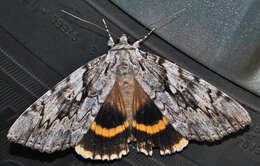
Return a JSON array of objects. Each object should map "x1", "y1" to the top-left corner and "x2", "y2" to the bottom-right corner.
[{"x1": 7, "y1": 13, "x2": 251, "y2": 161}]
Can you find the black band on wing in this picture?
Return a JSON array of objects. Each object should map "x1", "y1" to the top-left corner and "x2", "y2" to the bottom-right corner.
[
  {"x1": 134, "y1": 100, "x2": 164, "y2": 126},
  {"x1": 94, "y1": 103, "x2": 126, "y2": 129},
  {"x1": 132, "y1": 100, "x2": 188, "y2": 156},
  {"x1": 75, "y1": 102, "x2": 130, "y2": 160}
]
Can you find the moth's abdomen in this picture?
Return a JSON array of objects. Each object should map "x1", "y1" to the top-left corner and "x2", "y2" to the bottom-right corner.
[{"x1": 117, "y1": 73, "x2": 136, "y2": 128}]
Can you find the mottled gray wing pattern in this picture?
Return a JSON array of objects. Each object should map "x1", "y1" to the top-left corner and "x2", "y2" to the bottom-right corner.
[
  {"x1": 7, "y1": 55, "x2": 116, "y2": 153},
  {"x1": 135, "y1": 52, "x2": 251, "y2": 142}
]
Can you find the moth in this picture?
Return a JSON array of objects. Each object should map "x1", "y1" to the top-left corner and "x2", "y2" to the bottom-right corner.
[{"x1": 7, "y1": 12, "x2": 251, "y2": 161}]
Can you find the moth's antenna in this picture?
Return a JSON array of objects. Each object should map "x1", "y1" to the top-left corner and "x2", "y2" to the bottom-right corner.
[
  {"x1": 133, "y1": 8, "x2": 186, "y2": 47},
  {"x1": 133, "y1": 28, "x2": 156, "y2": 47},
  {"x1": 147, "y1": 8, "x2": 186, "y2": 28},
  {"x1": 102, "y1": 19, "x2": 115, "y2": 46},
  {"x1": 60, "y1": 10, "x2": 116, "y2": 39}
]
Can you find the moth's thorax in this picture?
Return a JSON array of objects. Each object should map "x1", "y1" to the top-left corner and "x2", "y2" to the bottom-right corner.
[{"x1": 109, "y1": 43, "x2": 140, "y2": 75}]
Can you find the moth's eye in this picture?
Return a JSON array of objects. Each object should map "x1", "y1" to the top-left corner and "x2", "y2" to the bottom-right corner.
[{"x1": 115, "y1": 38, "x2": 120, "y2": 44}]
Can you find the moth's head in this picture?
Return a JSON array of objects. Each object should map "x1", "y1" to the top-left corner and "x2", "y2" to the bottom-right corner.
[
  {"x1": 119, "y1": 34, "x2": 128, "y2": 44},
  {"x1": 115, "y1": 34, "x2": 139, "y2": 48},
  {"x1": 110, "y1": 33, "x2": 144, "y2": 49},
  {"x1": 115, "y1": 29, "x2": 155, "y2": 48},
  {"x1": 108, "y1": 34, "x2": 131, "y2": 48}
]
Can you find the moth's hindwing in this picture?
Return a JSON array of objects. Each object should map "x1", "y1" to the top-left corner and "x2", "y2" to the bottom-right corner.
[
  {"x1": 132, "y1": 81, "x2": 188, "y2": 156},
  {"x1": 75, "y1": 81, "x2": 130, "y2": 160},
  {"x1": 7, "y1": 55, "x2": 116, "y2": 153},
  {"x1": 135, "y1": 52, "x2": 251, "y2": 142}
]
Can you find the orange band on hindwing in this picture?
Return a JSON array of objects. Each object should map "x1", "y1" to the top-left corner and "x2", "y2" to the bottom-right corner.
[
  {"x1": 132, "y1": 117, "x2": 168, "y2": 134},
  {"x1": 132, "y1": 99, "x2": 189, "y2": 155},
  {"x1": 90, "y1": 121, "x2": 129, "y2": 138},
  {"x1": 75, "y1": 80, "x2": 130, "y2": 160},
  {"x1": 132, "y1": 80, "x2": 188, "y2": 156}
]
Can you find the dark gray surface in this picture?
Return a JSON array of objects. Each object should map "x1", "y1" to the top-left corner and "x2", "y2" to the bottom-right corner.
[
  {"x1": 112, "y1": 0, "x2": 260, "y2": 96},
  {"x1": 0, "y1": 0, "x2": 259, "y2": 166}
]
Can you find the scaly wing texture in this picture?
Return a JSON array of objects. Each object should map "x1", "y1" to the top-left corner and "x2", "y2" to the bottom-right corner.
[
  {"x1": 135, "y1": 52, "x2": 251, "y2": 142},
  {"x1": 7, "y1": 55, "x2": 116, "y2": 153}
]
